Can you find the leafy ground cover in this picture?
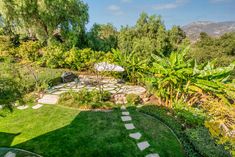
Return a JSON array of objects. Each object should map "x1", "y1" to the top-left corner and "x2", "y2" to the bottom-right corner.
[
  {"x1": 0, "y1": 105, "x2": 184, "y2": 157},
  {"x1": 139, "y1": 105, "x2": 231, "y2": 157}
]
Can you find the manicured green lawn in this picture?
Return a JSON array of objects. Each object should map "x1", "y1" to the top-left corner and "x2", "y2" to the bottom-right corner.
[{"x1": 0, "y1": 105, "x2": 185, "y2": 157}]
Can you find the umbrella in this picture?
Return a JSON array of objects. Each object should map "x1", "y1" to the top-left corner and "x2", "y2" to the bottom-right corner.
[{"x1": 94, "y1": 62, "x2": 124, "y2": 72}]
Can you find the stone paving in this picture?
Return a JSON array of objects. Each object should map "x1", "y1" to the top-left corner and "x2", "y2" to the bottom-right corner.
[
  {"x1": 120, "y1": 105, "x2": 160, "y2": 156},
  {"x1": 121, "y1": 116, "x2": 132, "y2": 122},
  {"x1": 137, "y1": 141, "x2": 150, "y2": 151},
  {"x1": 37, "y1": 94, "x2": 59, "y2": 105},
  {"x1": 36, "y1": 75, "x2": 146, "y2": 105},
  {"x1": 129, "y1": 132, "x2": 142, "y2": 140},
  {"x1": 124, "y1": 123, "x2": 135, "y2": 130},
  {"x1": 32, "y1": 104, "x2": 43, "y2": 110},
  {"x1": 16, "y1": 105, "x2": 29, "y2": 110}
]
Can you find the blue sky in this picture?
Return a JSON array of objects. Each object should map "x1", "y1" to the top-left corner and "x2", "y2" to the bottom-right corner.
[{"x1": 83, "y1": 0, "x2": 235, "y2": 30}]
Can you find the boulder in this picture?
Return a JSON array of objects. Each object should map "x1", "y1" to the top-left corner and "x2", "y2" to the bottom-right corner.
[{"x1": 61, "y1": 72, "x2": 78, "y2": 83}]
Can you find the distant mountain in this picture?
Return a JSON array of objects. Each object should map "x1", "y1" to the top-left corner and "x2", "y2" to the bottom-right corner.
[{"x1": 182, "y1": 21, "x2": 235, "y2": 41}]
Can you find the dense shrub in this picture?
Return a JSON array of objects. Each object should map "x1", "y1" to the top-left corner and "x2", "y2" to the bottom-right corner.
[
  {"x1": 173, "y1": 102, "x2": 206, "y2": 127},
  {"x1": 0, "y1": 35, "x2": 16, "y2": 59},
  {"x1": 39, "y1": 45, "x2": 66, "y2": 68},
  {"x1": 189, "y1": 32, "x2": 235, "y2": 67},
  {"x1": 17, "y1": 41, "x2": 42, "y2": 62},
  {"x1": 185, "y1": 127, "x2": 231, "y2": 157},
  {"x1": 139, "y1": 105, "x2": 231, "y2": 157},
  {"x1": 58, "y1": 89, "x2": 113, "y2": 109},
  {"x1": 0, "y1": 62, "x2": 24, "y2": 115},
  {"x1": 126, "y1": 94, "x2": 141, "y2": 105}
]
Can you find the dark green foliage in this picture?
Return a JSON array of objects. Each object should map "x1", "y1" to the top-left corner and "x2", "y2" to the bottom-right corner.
[
  {"x1": 185, "y1": 127, "x2": 231, "y2": 157},
  {"x1": 87, "y1": 23, "x2": 118, "y2": 52},
  {"x1": 0, "y1": 62, "x2": 24, "y2": 106},
  {"x1": 139, "y1": 105, "x2": 231, "y2": 157},
  {"x1": 126, "y1": 94, "x2": 141, "y2": 105},
  {"x1": 48, "y1": 77, "x2": 63, "y2": 88}
]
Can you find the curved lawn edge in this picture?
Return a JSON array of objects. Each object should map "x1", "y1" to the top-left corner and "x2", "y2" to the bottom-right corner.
[
  {"x1": 138, "y1": 110, "x2": 183, "y2": 149},
  {"x1": 0, "y1": 147, "x2": 42, "y2": 157},
  {"x1": 138, "y1": 105, "x2": 202, "y2": 157}
]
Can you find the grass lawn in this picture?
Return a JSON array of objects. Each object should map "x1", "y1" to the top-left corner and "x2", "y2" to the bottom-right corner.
[{"x1": 0, "y1": 105, "x2": 185, "y2": 157}]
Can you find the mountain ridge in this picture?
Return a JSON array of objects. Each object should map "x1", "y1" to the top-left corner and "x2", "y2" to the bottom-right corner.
[{"x1": 182, "y1": 21, "x2": 235, "y2": 41}]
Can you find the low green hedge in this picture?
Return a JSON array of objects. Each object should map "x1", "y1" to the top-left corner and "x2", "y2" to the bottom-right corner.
[{"x1": 138, "y1": 105, "x2": 231, "y2": 157}]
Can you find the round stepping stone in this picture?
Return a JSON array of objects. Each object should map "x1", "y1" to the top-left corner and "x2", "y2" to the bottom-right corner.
[
  {"x1": 32, "y1": 104, "x2": 43, "y2": 109},
  {"x1": 137, "y1": 141, "x2": 150, "y2": 151},
  {"x1": 122, "y1": 111, "x2": 129, "y2": 116},
  {"x1": 125, "y1": 123, "x2": 135, "y2": 130},
  {"x1": 38, "y1": 95, "x2": 59, "y2": 105},
  {"x1": 53, "y1": 84, "x2": 65, "y2": 89},
  {"x1": 4, "y1": 151, "x2": 16, "y2": 157},
  {"x1": 121, "y1": 105, "x2": 126, "y2": 110},
  {"x1": 17, "y1": 105, "x2": 29, "y2": 110},
  {"x1": 52, "y1": 90, "x2": 66, "y2": 95},
  {"x1": 129, "y1": 132, "x2": 142, "y2": 140},
  {"x1": 121, "y1": 116, "x2": 132, "y2": 122},
  {"x1": 146, "y1": 153, "x2": 160, "y2": 157}
]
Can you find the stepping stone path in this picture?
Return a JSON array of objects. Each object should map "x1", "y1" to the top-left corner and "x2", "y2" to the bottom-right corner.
[
  {"x1": 125, "y1": 123, "x2": 135, "y2": 130},
  {"x1": 32, "y1": 104, "x2": 43, "y2": 109},
  {"x1": 145, "y1": 154, "x2": 160, "y2": 157},
  {"x1": 121, "y1": 116, "x2": 132, "y2": 122},
  {"x1": 137, "y1": 141, "x2": 150, "y2": 151},
  {"x1": 120, "y1": 105, "x2": 160, "y2": 156},
  {"x1": 17, "y1": 105, "x2": 29, "y2": 110},
  {"x1": 122, "y1": 111, "x2": 129, "y2": 116},
  {"x1": 129, "y1": 132, "x2": 142, "y2": 140}
]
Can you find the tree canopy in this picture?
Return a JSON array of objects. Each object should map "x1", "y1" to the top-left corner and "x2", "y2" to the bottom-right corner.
[
  {"x1": 118, "y1": 12, "x2": 187, "y2": 57},
  {"x1": 0, "y1": 0, "x2": 89, "y2": 47},
  {"x1": 87, "y1": 23, "x2": 118, "y2": 52}
]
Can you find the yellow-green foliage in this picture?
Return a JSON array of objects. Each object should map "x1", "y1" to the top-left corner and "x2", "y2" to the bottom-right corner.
[
  {"x1": 58, "y1": 89, "x2": 112, "y2": 109},
  {"x1": 203, "y1": 99, "x2": 235, "y2": 156},
  {"x1": 0, "y1": 35, "x2": 15, "y2": 57},
  {"x1": 17, "y1": 41, "x2": 41, "y2": 62},
  {"x1": 126, "y1": 94, "x2": 141, "y2": 105}
]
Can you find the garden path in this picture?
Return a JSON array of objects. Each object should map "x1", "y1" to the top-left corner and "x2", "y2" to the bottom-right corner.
[{"x1": 121, "y1": 105, "x2": 160, "y2": 157}]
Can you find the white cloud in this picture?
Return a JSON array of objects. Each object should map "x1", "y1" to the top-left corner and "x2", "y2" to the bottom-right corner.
[
  {"x1": 107, "y1": 5, "x2": 124, "y2": 15},
  {"x1": 121, "y1": 0, "x2": 132, "y2": 3},
  {"x1": 153, "y1": 0, "x2": 188, "y2": 10}
]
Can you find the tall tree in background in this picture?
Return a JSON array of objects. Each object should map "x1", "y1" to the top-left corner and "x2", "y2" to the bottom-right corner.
[
  {"x1": 87, "y1": 23, "x2": 118, "y2": 52},
  {"x1": 0, "y1": 0, "x2": 89, "y2": 47},
  {"x1": 118, "y1": 12, "x2": 186, "y2": 57},
  {"x1": 168, "y1": 26, "x2": 187, "y2": 51},
  {"x1": 189, "y1": 32, "x2": 235, "y2": 66}
]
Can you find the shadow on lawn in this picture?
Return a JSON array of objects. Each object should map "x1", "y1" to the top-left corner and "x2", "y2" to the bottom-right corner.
[
  {"x1": 12, "y1": 111, "x2": 137, "y2": 157},
  {"x1": 0, "y1": 132, "x2": 21, "y2": 147}
]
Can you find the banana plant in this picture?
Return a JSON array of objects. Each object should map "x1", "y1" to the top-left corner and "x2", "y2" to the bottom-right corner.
[
  {"x1": 147, "y1": 46, "x2": 235, "y2": 107},
  {"x1": 112, "y1": 49, "x2": 149, "y2": 83}
]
